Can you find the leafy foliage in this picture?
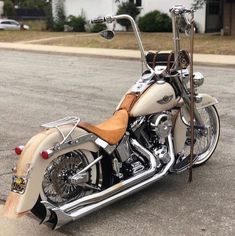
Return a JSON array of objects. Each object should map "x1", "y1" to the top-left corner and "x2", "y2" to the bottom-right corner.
[
  {"x1": 116, "y1": 2, "x2": 140, "y2": 31},
  {"x1": 17, "y1": 0, "x2": 47, "y2": 9},
  {"x1": 91, "y1": 23, "x2": 107, "y2": 33},
  {"x1": 44, "y1": 1, "x2": 54, "y2": 31},
  {"x1": 53, "y1": 0, "x2": 65, "y2": 31},
  {"x1": 3, "y1": 0, "x2": 16, "y2": 18},
  {"x1": 138, "y1": 10, "x2": 172, "y2": 32},
  {"x1": 192, "y1": 0, "x2": 207, "y2": 10},
  {"x1": 66, "y1": 15, "x2": 86, "y2": 32}
]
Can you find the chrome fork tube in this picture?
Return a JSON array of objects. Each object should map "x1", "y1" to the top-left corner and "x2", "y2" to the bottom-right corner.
[{"x1": 171, "y1": 14, "x2": 180, "y2": 70}]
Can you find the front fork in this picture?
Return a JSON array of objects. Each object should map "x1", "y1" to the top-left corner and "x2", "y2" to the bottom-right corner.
[
  {"x1": 175, "y1": 75, "x2": 205, "y2": 128},
  {"x1": 182, "y1": 92, "x2": 205, "y2": 128}
]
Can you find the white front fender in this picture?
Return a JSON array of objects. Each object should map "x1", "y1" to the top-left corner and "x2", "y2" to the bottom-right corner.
[
  {"x1": 174, "y1": 93, "x2": 218, "y2": 154},
  {"x1": 4, "y1": 126, "x2": 99, "y2": 218},
  {"x1": 196, "y1": 93, "x2": 218, "y2": 110}
]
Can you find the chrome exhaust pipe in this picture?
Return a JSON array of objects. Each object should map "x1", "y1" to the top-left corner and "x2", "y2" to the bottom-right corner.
[{"x1": 42, "y1": 135, "x2": 175, "y2": 229}]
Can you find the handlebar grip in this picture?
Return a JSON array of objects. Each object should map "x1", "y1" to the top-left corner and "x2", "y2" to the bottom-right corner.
[
  {"x1": 91, "y1": 17, "x2": 106, "y2": 24},
  {"x1": 170, "y1": 5, "x2": 193, "y2": 15}
]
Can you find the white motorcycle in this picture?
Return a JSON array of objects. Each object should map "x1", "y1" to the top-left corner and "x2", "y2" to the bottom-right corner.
[{"x1": 4, "y1": 5, "x2": 220, "y2": 229}]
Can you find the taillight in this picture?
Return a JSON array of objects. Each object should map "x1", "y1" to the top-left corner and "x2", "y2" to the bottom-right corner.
[
  {"x1": 15, "y1": 146, "x2": 24, "y2": 155},
  {"x1": 41, "y1": 150, "x2": 53, "y2": 160}
]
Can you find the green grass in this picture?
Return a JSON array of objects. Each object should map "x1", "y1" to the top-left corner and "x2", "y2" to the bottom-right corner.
[
  {"x1": 35, "y1": 32, "x2": 235, "y2": 55},
  {"x1": 0, "y1": 31, "x2": 72, "y2": 43},
  {"x1": 0, "y1": 30, "x2": 234, "y2": 55}
]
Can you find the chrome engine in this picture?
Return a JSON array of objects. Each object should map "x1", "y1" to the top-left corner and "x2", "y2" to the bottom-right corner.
[
  {"x1": 149, "y1": 113, "x2": 172, "y2": 142},
  {"x1": 149, "y1": 113, "x2": 172, "y2": 165},
  {"x1": 129, "y1": 113, "x2": 173, "y2": 168}
]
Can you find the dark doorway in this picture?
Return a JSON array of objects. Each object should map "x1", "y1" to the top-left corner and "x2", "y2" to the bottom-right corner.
[{"x1": 206, "y1": 0, "x2": 223, "y2": 32}]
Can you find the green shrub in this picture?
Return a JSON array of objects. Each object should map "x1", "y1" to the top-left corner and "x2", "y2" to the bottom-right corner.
[
  {"x1": 116, "y1": 2, "x2": 140, "y2": 31},
  {"x1": 91, "y1": 23, "x2": 107, "y2": 33},
  {"x1": 53, "y1": 0, "x2": 65, "y2": 31},
  {"x1": 138, "y1": 10, "x2": 172, "y2": 32},
  {"x1": 44, "y1": 1, "x2": 54, "y2": 31},
  {"x1": 3, "y1": 0, "x2": 16, "y2": 18},
  {"x1": 66, "y1": 15, "x2": 86, "y2": 32}
]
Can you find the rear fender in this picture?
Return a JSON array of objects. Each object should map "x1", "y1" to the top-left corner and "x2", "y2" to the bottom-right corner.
[
  {"x1": 4, "y1": 126, "x2": 98, "y2": 218},
  {"x1": 174, "y1": 93, "x2": 218, "y2": 154}
]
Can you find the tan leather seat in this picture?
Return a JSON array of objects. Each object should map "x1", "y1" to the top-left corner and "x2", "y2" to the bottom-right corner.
[{"x1": 78, "y1": 109, "x2": 129, "y2": 145}]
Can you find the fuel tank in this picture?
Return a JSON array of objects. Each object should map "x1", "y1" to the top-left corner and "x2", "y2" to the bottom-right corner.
[{"x1": 130, "y1": 82, "x2": 178, "y2": 117}]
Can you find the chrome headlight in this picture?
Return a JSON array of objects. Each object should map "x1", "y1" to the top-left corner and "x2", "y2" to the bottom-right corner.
[{"x1": 193, "y1": 72, "x2": 204, "y2": 87}]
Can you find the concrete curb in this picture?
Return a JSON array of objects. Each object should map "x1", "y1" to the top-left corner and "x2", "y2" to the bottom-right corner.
[{"x1": 0, "y1": 42, "x2": 235, "y2": 67}]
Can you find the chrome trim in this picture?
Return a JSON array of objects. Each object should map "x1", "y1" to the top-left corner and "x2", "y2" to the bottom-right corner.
[
  {"x1": 195, "y1": 94, "x2": 203, "y2": 103},
  {"x1": 41, "y1": 116, "x2": 80, "y2": 128},
  {"x1": 41, "y1": 116, "x2": 81, "y2": 145},
  {"x1": 113, "y1": 14, "x2": 153, "y2": 72},
  {"x1": 71, "y1": 155, "x2": 103, "y2": 184},
  {"x1": 170, "y1": 5, "x2": 194, "y2": 70},
  {"x1": 59, "y1": 139, "x2": 157, "y2": 212},
  {"x1": 42, "y1": 133, "x2": 116, "y2": 159},
  {"x1": 193, "y1": 72, "x2": 204, "y2": 87},
  {"x1": 42, "y1": 135, "x2": 175, "y2": 229},
  {"x1": 130, "y1": 71, "x2": 155, "y2": 93}
]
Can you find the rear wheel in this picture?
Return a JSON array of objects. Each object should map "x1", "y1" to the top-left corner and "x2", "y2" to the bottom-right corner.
[
  {"x1": 40, "y1": 150, "x2": 99, "y2": 205},
  {"x1": 31, "y1": 149, "x2": 102, "y2": 221}
]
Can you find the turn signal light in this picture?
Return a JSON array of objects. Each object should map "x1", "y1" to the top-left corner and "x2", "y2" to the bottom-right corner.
[
  {"x1": 15, "y1": 146, "x2": 24, "y2": 155},
  {"x1": 41, "y1": 150, "x2": 53, "y2": 160}
]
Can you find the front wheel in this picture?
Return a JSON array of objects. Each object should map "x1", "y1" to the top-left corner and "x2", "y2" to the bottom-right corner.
[
  {"x1": 181, "y1": 105, "x2": 220, "y2": 167},
  {"x1": 193, "y1": 105, "x2": 220, "y2": 166}
]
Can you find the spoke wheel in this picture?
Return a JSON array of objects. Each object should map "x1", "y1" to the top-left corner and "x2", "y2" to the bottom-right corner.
[
  {"x1": 40, "y1": 150, "x2": 98, "y2": 206},
  {"x1": 182, "y1": 105, "x2": 220, "y2": 167}
]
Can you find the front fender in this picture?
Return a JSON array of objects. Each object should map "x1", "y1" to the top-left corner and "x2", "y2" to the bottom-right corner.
[
  {"x1": 174, "y1": 93, "x2": 218, "y2": 154},
  {"x1": 4, "y1": 126, "x2": 99, "y2": 218},
  {"x1": 196, "y1": 93, "x2": 218, "y2": 110}
]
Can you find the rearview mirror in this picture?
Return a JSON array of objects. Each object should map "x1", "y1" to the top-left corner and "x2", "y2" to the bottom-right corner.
[{"x1": 99, "y1": 30, "x2": 115, "y2": 40}]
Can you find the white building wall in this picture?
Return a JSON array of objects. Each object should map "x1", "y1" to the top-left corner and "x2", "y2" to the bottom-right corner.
[
  {"x1": 141, "y1": 0, "x2": 206, "y2": 33},
  {"x1": 53, "y1": 0, "x2": 125, "y2": 30},
  {"x1": 0, "y1": 1, "x2": 4, "y2": 17},
  {"x1": 53, "y1": 0, "x2": 206, "y2": 33}
]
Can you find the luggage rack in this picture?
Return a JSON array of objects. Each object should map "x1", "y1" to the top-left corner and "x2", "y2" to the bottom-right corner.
[{"x1": 41, "y1": 116, "x2": 81, "y2": 145}]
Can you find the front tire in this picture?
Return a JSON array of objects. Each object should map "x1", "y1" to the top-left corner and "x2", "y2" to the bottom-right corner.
[{"x1": 193, "y1": 105, "x2": 220, "y2": 166}]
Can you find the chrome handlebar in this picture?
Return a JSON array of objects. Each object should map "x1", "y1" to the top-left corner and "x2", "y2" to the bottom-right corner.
[
  {"x1": 91, "y1": 14, "x2": 153, "y2": 72},
  {"x1": 170, "y1": 5, "x2": 193, "y2": 16},
  {"x1": 90, "y1": 17, "x2": 106, "y2": 24},
  {"x1": 91, "y1": 5, "x2": 194, "y2": 73}
]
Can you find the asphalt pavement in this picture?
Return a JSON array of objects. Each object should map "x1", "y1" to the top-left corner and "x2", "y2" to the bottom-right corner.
[{"x1": 0, "y1": 50, "x2": 234, "y2": 236}]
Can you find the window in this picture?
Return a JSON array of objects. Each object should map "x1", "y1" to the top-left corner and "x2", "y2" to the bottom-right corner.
[
  {"x1": 136, "y1": 0, "x2": 142, "y2": 7},
  {"x1": 129, "y1": 0, "x2": 142, "y2": 7},
  {"x1": 1, "y1": 21, "x2": 12, "y2": 25},
  {"x1": 208, "y1": 0, "x2": 220, "y2": 15}
]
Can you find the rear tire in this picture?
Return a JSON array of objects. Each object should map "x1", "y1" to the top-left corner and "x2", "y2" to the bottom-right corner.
[{"x1": 31, "y1": 149, "x2": 102, "y2": 221}]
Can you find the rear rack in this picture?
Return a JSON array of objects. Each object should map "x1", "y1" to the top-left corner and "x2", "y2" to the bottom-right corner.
[{"x1": 41, "y1": 116, "x2": 81, "y2": 145}]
